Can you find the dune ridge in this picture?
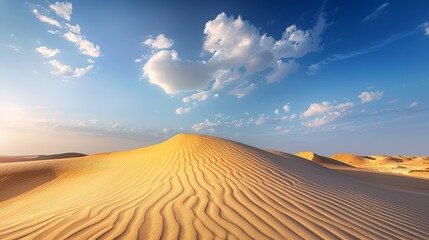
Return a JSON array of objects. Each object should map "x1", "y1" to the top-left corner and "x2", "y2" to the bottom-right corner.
[
  {"x1": 330, "y1": 153, "x2": 429, "y2": 179},
  {"x1": 0, "y1": 134, "x2": 428, "y2": 239},
  {"x1": 295, "y1": 151, "x2": 352, "y2": 168},
  {"x1": 0, "y1": 153, "x2": 86, "y2": 163}
]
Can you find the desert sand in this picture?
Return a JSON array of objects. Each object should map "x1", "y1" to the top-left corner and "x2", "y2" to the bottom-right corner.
[
  {"x1": 1, "y1": 134, "x2": 429, "y2": 239},
  {"x1": 330, "y1": 153, "x2": 429, "y2": 179},
  {"x1": 0, "y1": 153, "x2": 86, "y2": 163}
]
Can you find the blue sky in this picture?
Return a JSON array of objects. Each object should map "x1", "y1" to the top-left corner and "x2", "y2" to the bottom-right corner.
[{"x1": 1, "y1": 0, "x2": 429, "y2": 155}]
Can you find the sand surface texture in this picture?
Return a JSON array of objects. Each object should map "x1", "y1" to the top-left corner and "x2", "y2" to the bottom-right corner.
[
  {"x1": 330, "y1": 154, "x2": 429, "y2": 179},
  {"x1": 1, "y1": 134, "x2": 428, "y2": 239}
]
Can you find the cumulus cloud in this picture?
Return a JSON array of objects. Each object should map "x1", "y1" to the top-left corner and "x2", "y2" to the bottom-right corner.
[
  {"x1": 141, "y1": 8, "x2": 327, "y2": 96},
  {"x1": 283, "y1": 104, "x2": 290, "y2": 112},
  {"x1": 358, "y1": 91, "x2": 384, "y2": 103},
  {"x1": 73, "y1": 64, "x2": 94, "y2": 77},
  {"x1": 143, "y1": 50, "x2": 212, "y2": 94},
  {"x1": 410, "y1": 102, "x2": 418, "y2": 108},
  {"x1": 302, "y1": 101, "x2": 354, "y2": 117},
  {"x1": 362, "y1": 2, "x2": 389, "y2": 22},
  {"x1": 48, "y1": 59, "x2": 93, "y2": 78},
  {"x1": 49, "y1": 1, "x2": 72, "y2": 21},
  {"x1": 205, "y1": 11, "x2": 326, "y2": 87},
  {"x1": 144, "y1": 34, "x2": 174, "y2": 49},
  {"x1": 175, "y1": 107, "x2": 192, "y2": 115},
  {"x1": 35, "y1": 46, "x2": 60, "y2": 57},
  {"x1": 32, "y1": 9, "x2": 62, "y2": 28},
  {"x1": 63, "y1": 31, "x2": 101, "y2": 58},
  {"x1": 266, "y1": 60, "x2": 299, "y2": 83},
  {"x1": 302, "y1": 111, "x2": 343, "y2": 128},
  {"x1": 274, "y1": 109, "x2": 279, "y2": 115},
  {"x1": 192, "y1": 119, "x2": 221, "y2": 132}
]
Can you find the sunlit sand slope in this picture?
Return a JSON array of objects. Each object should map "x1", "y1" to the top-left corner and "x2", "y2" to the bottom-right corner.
[
  {"x1": 331, "y1": 154, "x2": 429, "y2": 179},
  {"x1": 1, "y1": 134, "x2": 428, "y2": 239},
  {"x1": 295, "y1": 151, "x2": 352, "y2": 168}
]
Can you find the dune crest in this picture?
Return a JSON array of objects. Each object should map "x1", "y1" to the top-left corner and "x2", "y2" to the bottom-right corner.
[
  {"x1": 330, "y1": 153, "x2": 429, "y2": 179},
  {"x1": 295, "y1": 151, "x2": 352, "y2": 168},
  {"x1": 0, "y1": 153, "x2": 86, "y2": 163},
  {"x1": 0, "y1": 134, "x2": 428, "y2": 239}
]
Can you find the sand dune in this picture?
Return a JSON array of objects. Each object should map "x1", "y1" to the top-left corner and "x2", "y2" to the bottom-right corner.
[
  {"x1": 295, "y1": 151, "x2": 352, "y2": 168},
  {"x1": 1, "y1": 134, "x2": 428, "y2": 239},
  {"x1": 330, "y1": 153, "x2": 429, "y2": 179},
  {"x1": 0, "y1": 153, "x2": 86, "y2": 163},
  {"x1": 330, "y1": 153, "x2": 370, "y2": 166}
]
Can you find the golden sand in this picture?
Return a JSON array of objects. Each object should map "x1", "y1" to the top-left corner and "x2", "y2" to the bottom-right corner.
[{"x1": 1, "y1": 134, "x2": 428, "y2": 239}]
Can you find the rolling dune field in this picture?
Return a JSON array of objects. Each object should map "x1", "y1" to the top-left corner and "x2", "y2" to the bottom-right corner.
[{"x1": 0, "y1": 134, "x2": 428, "y2": 239}]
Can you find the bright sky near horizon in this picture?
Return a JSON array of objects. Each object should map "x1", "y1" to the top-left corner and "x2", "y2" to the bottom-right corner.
[{"x1": 1, "y1": 0, "x2": 428, "y2": 156}]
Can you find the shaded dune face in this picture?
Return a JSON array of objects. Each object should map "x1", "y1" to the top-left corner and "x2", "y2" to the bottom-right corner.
[{"x1": 0, "y1": 134, "x2": 428, "y2": 239}]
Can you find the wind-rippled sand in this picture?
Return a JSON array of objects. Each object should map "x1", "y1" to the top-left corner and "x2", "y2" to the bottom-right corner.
[{"x1": 1, "y1": 134, "x2": 428, "y2": 239}]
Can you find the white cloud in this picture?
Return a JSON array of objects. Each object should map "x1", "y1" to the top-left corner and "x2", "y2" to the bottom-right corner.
[
  {"x1": 255, "y1": 113, "x2": 297, "y2": 125},
  {"x1": 362, "y1": 2, "x2": 389, "y2": 22},
  {"x1": 141, "y1": 9, "x2": 327, "y2": 96},
  {"x1": 63, "y1": 32, "x2": 101, "y2": 58},
  {"x1": 48, "y1": 59, "x2": 93, "y2": 78},
  {"x1": 192, "y1": 119, "x2": 221, "y2": 132},
  {"x1": 32, "y1": 9, "x2": 62, "y2": 28},
  {"x1": 205, "y1": 11, "x2": 326, "y2": 87},
  {"x1": 182, "y1": 90, "x2": 214, "y2": 103},
  {"x1": 162, "y1": 128, "x2": 169, "y2": 134},
  {"x1": 47, "y1": 30, "x2": 60, "y2": 35},
  {"x1": 274, "y1": 109, "x2": 279, "y2": 115},
  {"x1": 358, "y1": 91, "x2": 384, "y2": 103},
  {"x1": 49, "y1": 2, "x2": 73, "y2": 21},
  {"x1": 229, "y1": 83, "x2": 256, "y2": 98},
  {"x1": 273, "y1": 126, "x2": 293, "y2": 135},
  {"x1": 255, "y1": 114, "x2": 269, "y2": 125},
  {"x1": 32, "y1": 2, "x2": 101, "y2": 80},
  {"x1": 144, "y1": 34, "x2": 174, "y2": 49},
  {"x1": 35, "y1": 46, "x2": 60, "y2": 58},
  {"x1": 266, "y1": 60, "x2": 299, "y2": 83},
  {"x1": 73, "y1": 65, "x2": 94, "y2": 77},
  {"x1": 302, "y1": 101, "x2": 354, "y2": 117},
  {"x1": 74, "y1": 119, "x2": 98, "y2": 127},
  {"x1": 175, "y1": 107, "x2": 192, "y2": 115},
  {"x1": 283, "y1": 104, "x2": 290, "y2": 112},
  {"x1": 302, "y1": 111, "x2": 343, "y2": 128},
  {"x1": 143, "y1": 50, "x2": 212, "y2": 94},
  {"x1": 49, "y1": 59, "x2": 72, "y2": 77},
  {"x1": 66, "y1": 23, "x2": 80, "y2": 34},
  {"x1": 410, "y1": 102, "x2": 418, "y2": 108}
]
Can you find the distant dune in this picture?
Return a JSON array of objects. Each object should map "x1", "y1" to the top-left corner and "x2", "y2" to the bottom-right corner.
[
  {"x1": 295, "y1": 151, "x2": 352, "y2": 168},
  {"x1": 330, "y1": 153, "x2": 429, "y2": 179},
  {"x1": 0, "y1": 153, "x2": 86, "y2": 163},
  {"x1": 0, "y1": 134, "x2": 428, "y2": 239}
]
